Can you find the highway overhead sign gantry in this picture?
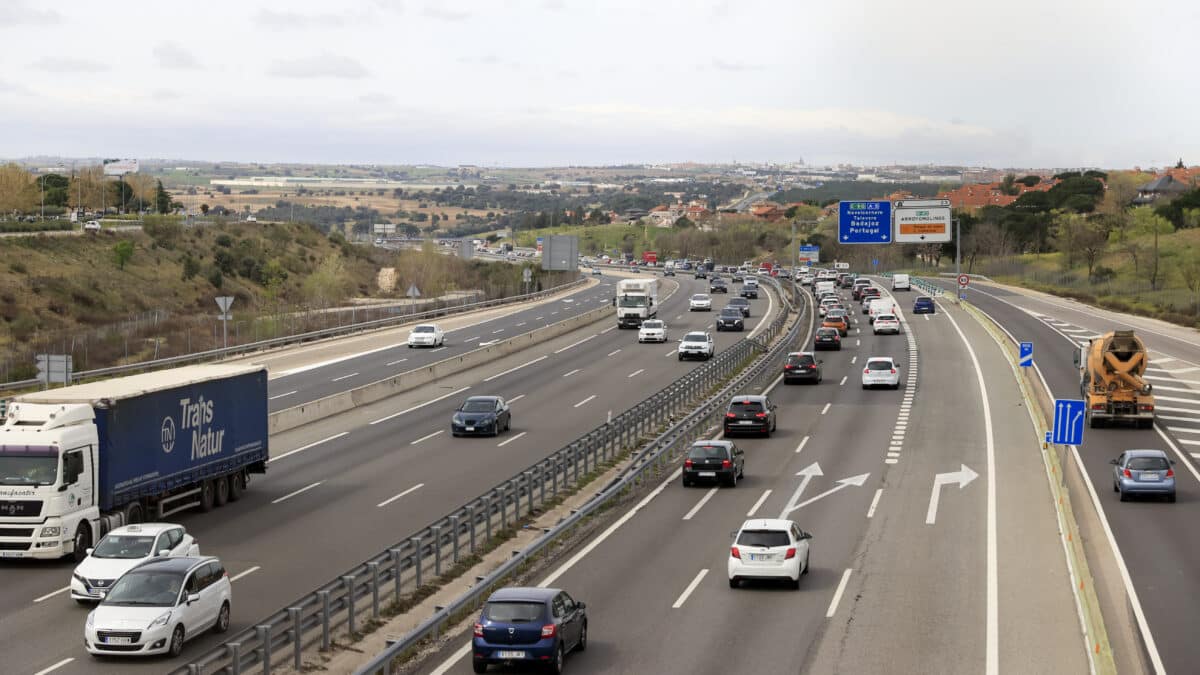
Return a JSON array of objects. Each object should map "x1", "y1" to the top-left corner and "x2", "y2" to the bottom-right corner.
[
  {"x1": 1019, "y1": 342, "x2": 1034, "y2": 368},
  {"x1": 894, "y1": 199, "x2": 952, "y2": 243},
  {"x1": 1051, "y1": 399, "x2": 1086, "y2": 445},
  {"x1": 838, "y1": 201, "x2": 892, "y2": 244}
]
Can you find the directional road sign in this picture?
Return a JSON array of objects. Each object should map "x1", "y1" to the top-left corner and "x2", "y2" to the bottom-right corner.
[
  {"x1": 838, "y1": 201, "x2": 892, "y2": 244},
  {"x1": 1019, "y1": 342, "x2": 1034, "y2": 368},
  {"x1": 1051, "y1": 399, "x2": 1086, "y2": 445},
  {"x1": 894, "y1": 199, "x2": 952, "y2": 243},
  {"x1": 806, "y1": 260, "x2": 813, "y2": 267}
]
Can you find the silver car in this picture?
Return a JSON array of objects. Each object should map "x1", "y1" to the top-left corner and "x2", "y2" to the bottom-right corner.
[{"x1": 1112, "y1": 449, "x2": 1176, "y2": 502}]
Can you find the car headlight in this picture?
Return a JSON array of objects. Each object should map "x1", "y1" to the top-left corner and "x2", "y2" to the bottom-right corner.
[
  {"x1": 452, "y1": 414, "x2": 464, "y2": 423},
  {"x1": 87, "y1": 611, "x2": 95, "y2": 629},
  {"x1": 40, "y1": 526, "x2": 61, "y2": 537},
  {"x1": 148, "y1": 611, "x2": 172, "y2": 629}
]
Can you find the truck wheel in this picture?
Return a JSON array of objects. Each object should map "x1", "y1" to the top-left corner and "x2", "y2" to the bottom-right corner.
[
  {"x1": 199, "y1": 479, "x2": 216, "y2": 512},
  {"x1": 214, "y1": 476, "x2": 230, "y2": 507},
  {"x1": 228, "y1": 472, "x2": 245, "y2": 502},
  {"x1": 70, "y1": 522, "x2": 92, "y2": 563},
  {"x1": 123, "y1": 501, "x2": 144, "y2": 525}
]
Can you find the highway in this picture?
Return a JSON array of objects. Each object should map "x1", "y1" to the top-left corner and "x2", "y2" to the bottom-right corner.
[
  {"x1": 418, "y1": 282, "x2": 1088, "y2": 675},
  {"x1": 2, "y1": 272, "x2": 785, "y2": 675},
  {"x1": 935, "y1": 277, "x2": 1200, "y2": 674}
]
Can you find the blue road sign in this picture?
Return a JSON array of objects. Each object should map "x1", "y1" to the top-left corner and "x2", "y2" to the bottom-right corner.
[
  {"x1": 806, "y1": 260, "x2": 813, "y2": 267},
  {"x1": 1019, "y1": 342, "x2": 1034, "y2": 368},
  {"x1": 1051, "y1": 399, "x2": 1086, "y2": 445},
  {"x1": 872, "y1": 258, "x2": 879, "y2": 266},
  {"x1": 838, "y1": 201, "x2": 892, "y2": 244}
]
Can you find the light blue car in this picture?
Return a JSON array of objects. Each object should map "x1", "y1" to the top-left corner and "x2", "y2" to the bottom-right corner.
[{"x1": 1112, "y1": 449, "x2": 1176, "y2": 502}]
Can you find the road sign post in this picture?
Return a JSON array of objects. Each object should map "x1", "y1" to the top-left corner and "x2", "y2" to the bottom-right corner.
[
  {"x1": 215, "y1": 296, "x2": 234, "y2": 349},
  {"x1": 1051, "y1": 399, "x2": 1086, "y2": 445},
  {"x1": 838, "y1": 201, "x2": 892, "y2": 244},
  {"x1": 1019, "y1": 342, "x2": 1034, "y2": 368}
]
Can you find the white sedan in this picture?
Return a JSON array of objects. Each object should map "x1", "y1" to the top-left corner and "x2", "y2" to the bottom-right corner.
[
  {"x1": 689, "y1": 294, "x2": 712, "y2": 311},
  {"x1": 728, "y1": 519, "x2": 812, "y2": 589},
  {"x1": 873, "y1": 314, "x2": 902, "y2": 335},
  {"x1": 407, "y1": 323, "x2": 445, "y2": 347},
  {"x1": 638, "y1": 319, "x2": 668, "y2": 343},
  {"x1": 70, "y1": 523, "x2": 198, "y2": 604},
  {"x1": 862, "y1": 357, "x2": 901, "y2": 390}
]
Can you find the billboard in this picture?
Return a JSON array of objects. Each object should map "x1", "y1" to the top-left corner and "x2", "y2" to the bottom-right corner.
[
  {"x1": 894, "y1": 199, "x2": 952, "y2": 243},
  {"x1": 541, "y1": 235, "x2": 579, "y2": 271},
  {"x1": 102, "y1": 158, "x2": 139, "y2": 176}
]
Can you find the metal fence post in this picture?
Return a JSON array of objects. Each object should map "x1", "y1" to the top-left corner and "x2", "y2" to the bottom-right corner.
[
  {"x1": 319, "y1": 591, "x2": 331, "y2": 650},
  {"x1": 484, "y1": 494, "x2": 493, "y2": 541},
  {"x1": 538, "y1": 465, "x2": 546, "y2": 505},
  {"x1": 289, "y1": 607, "x2": 303, "y2": 669},
  {"x1": 499, "y1": 485, "x2": 508, "y2": 529},
  {"x1": 450, "y1": 515, "x2": 461, "y2": 564},
  {"x1": 256, "y1": 625, "x2": 271, "y2": 674},
  {"x1": 368, "y1": 562, "x2": 381, "y2": 618},
  {"x1": 411, "y1": 537, "x2": 422, "y2": 588},
  {"x1": 389, "y1": 549, "x2": 403, "y2": 604},
  {"x1": 343, "y1": 575, "x2": 357, "y2": 635},
  {"x1": 432, "y1": 526, "x2": 443, "y2": 577},
  {"x1": 552, "y1": 457, "x2": 559, "y2": 497},
  {"x1": 468, "y1": 505, "x2": 477, "y2": 553},
  {"x1": 228, "y1": 642, "x2": 242, "y2": 675}
]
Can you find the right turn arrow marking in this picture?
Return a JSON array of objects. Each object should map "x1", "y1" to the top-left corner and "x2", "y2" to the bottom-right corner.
[{"x1": 926, "y1": 464, "x2": 979, "y2": 525}]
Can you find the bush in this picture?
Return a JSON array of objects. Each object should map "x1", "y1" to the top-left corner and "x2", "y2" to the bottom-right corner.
[
  {"x1": 10, "y1": 262, "x2": 27, "y2": 274},
  {"x1": 207, "y1": 268, "x2": 224, "y2": 288},
  {"x1": 1091, "y1": 266, "x2": 1117, "y2": 282},
  {"x1": 215, "y1": 234, "x2": 234, "y2": 247}
]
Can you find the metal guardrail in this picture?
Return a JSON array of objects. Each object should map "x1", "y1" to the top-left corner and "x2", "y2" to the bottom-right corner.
[
  {"x1": 171, "y1": 276, "x2": 803, "y2": 675},
  {"x1": 878, "y1": 272, "x2": 945, "y2": 297},
  {"x1": 0, "y1": 278, "x2": 588, "y2": 394}
]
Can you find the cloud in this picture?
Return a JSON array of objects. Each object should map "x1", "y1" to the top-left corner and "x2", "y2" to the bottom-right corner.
[
  {"x1": 0, "y1": 80, "x2": 32, "y2": 95},
  {"x1": 457, "y1": 54, "x2": 503, "y2": 66},
  {"x1": 712, "y1": 59, "x2": 765, "y2": 72},
  {"x1": 0, "y1": 2, "x2": 62, "y2": 26},
  {"x1": 153, "y1": 44, "x2": 201, "y2": 70},
  {"x1": 422, "y1": 5, "x2": 471, "y2": 21},
  {"x1": 359, "y1": 92, "x2": 395, "y2": 105},
  {"x1": 31, "y1": 57, "x2": 109, "y2": 73},
  {"x1": 269, "y1": 54, "x2": 369, "y2": 79},
  {"x1": 256, "y1": 9, "x2": 346, "y2": 29},
  {"x1": 151, "y1": 89, "x2": 182, "y2": 101},
  {"x1": 541, "y1": 0, "x2": 567, "y2": 9}
]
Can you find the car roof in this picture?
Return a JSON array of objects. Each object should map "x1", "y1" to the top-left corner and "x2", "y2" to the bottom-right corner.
[
  {"x1": 787, "y1": 351, "x2": 816, "y2": 357},
  {"x1": 1123, "y1": 449, "x2": 1169, "y2": 458},
  {"x1": 739, "y1": 518, "x2": 795, "y2": 531},
  {"x1": 915, "y1": 296, "x2": 933, "y2": 302},
  {"x1": 691, "y1": 439, "x2": 734, "y2": 449},
  {"x1": 130, "y1": 555, "x2": 215, "y2": 574},
  {"x1": 816, "y1": 326, "x2": 838, "y2": 333},
  {"x1": 106, "y1": 523, "x2": 182, "y2": 537},
  {"x1": 866, "y1": 356, "x2": 895, "y2": 362},
  {"x1": 488, "y1": 586, "x2": 559, "y2": 603},
  {"x1": 730, "y1": 394, "x2": 767, "y2": 403},
  {"x1": 465, "y1": 395, "x2": 502, "y2": 403}
]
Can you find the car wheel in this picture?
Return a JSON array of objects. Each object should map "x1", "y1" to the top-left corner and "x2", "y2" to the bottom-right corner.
[
  {"x1": 1112, "y1": 481, "x2": 1118, "y2": 493},
  {"x1": 70, "y1": 522, "x2": 92, "y2": 563},
  {"x1": 213, "y1": 602, "x2": 230, "y2": 634},
  {"x1": 214, "y1": 476, "x2": 230, "y2": 507},
  {"x1": 678, "y1": 354, "x2": 684, "y2": 361},
  {"x1": 168, "y1": 625, "x2": 185, "y2": 657},
  {"x1": 1119, "y1": 489, "x2": 1129, "y2": 502},
  {"x1": 550, "y1": 643, "x2": 565, "y2": 675},
  {"x1": 803, "y1": 552, "x2": 810, "y2": 575},
  {"x1": 791, "y1": 576, "x2": 801, "y2": 590},
  {"x1": 472, "y1": 659, "x2": 488, "y2": 673},
  {"x1": 729, "y1": 577, "x2": 739, "y2": 589},
  {"x1": 408, "y1": 344, "x2": 413, "y2": 348},
  {"x1": 682, "y1": 477, "x2": 691, "y2": 487},
  {"x1": 228, "y1": 472, "x2": 245, "y2": 502},
  {"x1": 577, "y1": 620, "x2": 588, "y2": 652}
]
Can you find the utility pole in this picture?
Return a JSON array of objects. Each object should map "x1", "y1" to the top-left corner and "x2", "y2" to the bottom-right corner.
[{"x1": 954, "y1": 218, "x2": 962, "y2": 300}]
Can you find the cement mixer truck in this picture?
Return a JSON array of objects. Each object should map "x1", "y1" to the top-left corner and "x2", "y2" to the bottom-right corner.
[{"x1": 1073, "y1": 329, "x2": 1156, "y2": 428}]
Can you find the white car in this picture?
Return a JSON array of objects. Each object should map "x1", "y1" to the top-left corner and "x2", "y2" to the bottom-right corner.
[
  {"x1": 728, "y1": 519, "x2": 812, "y2": 589},
  {"x1": 638, "y1": 319, "x2": 668, "y2": 343},
  {"x1": 678, "y1": 331, "x2": 715, "y2": 361},
  {"x1": 83, "y1": 220, "x2": 101, "y2": 232},
  {"x1": 689, "y1": 294, "x2": 712, "y2": 311},
  {"x1": 85, "y1": 556, "x2": 231, "y2": 657},
  {"x1": 71, "y1": 523, "x2": 199, "y2": 604},
  {"x1": 407, "y1": 323, "x2": 445, "y2": 347},
  {"x1": 862, "y1": 357, "x2": 901, "y2": 389},
  {"x1": 818, "y1": 298, "x2": 840, "y2": 317},
  {"x1": 873, "y1": 314, "x2": 902, "y2": 335}
]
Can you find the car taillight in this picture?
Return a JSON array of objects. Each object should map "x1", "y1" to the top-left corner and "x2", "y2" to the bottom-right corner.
[
  {"x1": 1166, "y1": 468, "x2": 1175, "y2": 477},
  {"x1": 864, "y1": 368, "x2": 870, "y2": 374},
  {"x1": 1124, "y1": 469, "x2": 1132, "y2": 478},
  {"x1": 755, "y1": 412, "x2": 767, "y2": 418},
  {"x1": 785, "y1": 364, "x2": 794, "y2": 370},
  {"x1": 474, "y1": 623, "x2": 484, "y2": 637},
  {"x1": 1138, "y1": 404, "x2": 1154, "y2": 412},
  {"x1": 890, "y1": 369, "x2": 896, "y2": 374},
  {"x1": 541, "y1": 624, "x2": 557, "y2": 639},
  {"x1": 685, "y1": 459, "x2": 693, "y2": 468},
  {"x1": 731, "y1": 546, "x2": 741, "y2": 559},
  {"x1": 1092, "y1": 403, "x2": 1105, "y2": 411},
  {"x1": 726, "y1": 412, "x2": 736, "y2": 418},
  {"x1": 834, "y1": 335, "x2": 840, "y2": 341},
  {"x1": 785, "y1": 547, "x2": 796, "y2": 559},
  {"x1": 722, "y1": 459, "x2": 732, "y2": 468}
]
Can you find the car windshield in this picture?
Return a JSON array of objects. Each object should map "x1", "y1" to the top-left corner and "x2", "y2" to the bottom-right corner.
[
  {"x1": 878, "y1": 315, "x2": 897, "y2": 321},
  {"x1": 92, "y1": 534, "x2": 157, "y2": 559},
  {"x1": 720, "y1": 309, "x2": 741, "y2": 317},
  {"x1": 737, "y1": 530, "x2": 790, "y2": 548},
  {"x1": 1128, "y1": 457, "x2": 1169, "y2": 471},
  {"x1": 730, "y1": 400, "x2": 764, "y2": 413},
  {"x1": 0, "y1": 445, "x2": 59, "y2": 486},
  {"x1": 101, "y1": 570, "x2": 184, "y2": 607},
  {"x1": 788, "y1": 355, "x2": 815, "y2": 366},
  {"x1": 817, "y1": 328, "x2": 837, "y2": 336},
  {"x1": 688, "y1": 445, "x2": 730, "y2": 459},
  {"x1": 683, "y1": 333, "x2": 707, "y2": 342},
  {"x1": 484, "y1": 601, "x2": 545, "y2": 623},
  {"x1": 692, "y1": 294, "x2": 708, "y2": 301},
  {"x1": 641, "y1": 321, "x2": 663, "y2": 329},
  {"x1": 413, "y1": 326, "x2": 436, "y2": 333},
  {"x1": 461, "y1": 400, "x2": 497, "y2": 413},
  {"x1": 867, "y1": 361, "x2": 894, "y2": 370}
]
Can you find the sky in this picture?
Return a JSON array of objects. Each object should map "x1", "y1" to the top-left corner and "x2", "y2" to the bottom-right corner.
[{"x1": 1, "y1": 0, "x2": 1196, "y2": 168}]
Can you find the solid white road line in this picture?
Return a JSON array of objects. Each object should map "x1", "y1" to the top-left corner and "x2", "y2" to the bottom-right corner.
[
  {"x1": 270, "y1": 431, "x2": 349, "y2": 464},
  {"x1": 410, "y1": 430, "x2": 444, "y2": 445},
  {"x1": 229, "y1": 565, "x2": 261, "y2": 582},
  {"x1": 607, "y1": 349, "x2": 622, "y2": 357},
  {"x1": 330, "y1": 372, "x2": 359, "y2": 382},
  {"x1": 554, "y1": 334, "x2": 597, "y2": 354},
  {"x1": 1167, "y1": 426, "x2": 1200, "y2": 434},
  {"x1": 32, "y1": 586, "x2": 70, "y2": 603},
  {"x1": 573, "y1": 395, "x2": 596, "y2": 408},
  {"x1": 272, "y1": 343, "x2": 405, "y2": 378},
  {"x1": 600, "y1": 326, "x2": 617, "y2": 334},
  {"x1": 628, "y1": 368, "x2": 645, "y2": 378},
  {"x1": 483, "y1": 355, "x2": 549, "y2": 382},
  {"x1": 821, "y1": 402, "x2": 831, "y2": 415},
  {"x1": 795, "y1": 435, "x2": 810, "y2": 454},
  {"x1": 826, "y1": 568, "x2": 853, "y2": 618},
  {"x1": 498, "y1": 431, "x2": 528, "y2": 447},
  {"x1": 839, "y1": 376, "x2": 847, "y2": 386},
  {"x1": 508, "y1": 394, "x2": 526, "y2": 404},
  {"x1": 747, "y1": 489, "x2": 773, "y2": 517},
  {"x1": 535, "y1": 316, "x2": 544, "y2": 320},
  {"x1": 377, "y1": 483, "x2": 426, "y2": 507},
  {"x1": 563, "y1": 368, "x2": 581, "y2": 378},
  {"x1": 386, "y1": 358, "x2": 408, "y2": 366},
  {"x1": 268, "y1": 390, "x2": 297, "y2": 400},
  {"x1": 672, "y1": 569, "x2": 710, "y2": 609},
  {"x1": 683, "y1": 488, "x2": 719, "y2": 520},
  {"x1": 33, "y1": 658, "x2": 74, "y2": 675},
  {"x1": 370, "y1": 386, "x2": 471, "y2": 424},
  {"x1": 867, "y1": 488, "x2": 883, "y2": 518},
  {"x1": 1178, "y1": 439, "x2": 1200, "y2": 446},
  {"x1": 272, "y1": 482, "x2": 322, "y2": 504}
]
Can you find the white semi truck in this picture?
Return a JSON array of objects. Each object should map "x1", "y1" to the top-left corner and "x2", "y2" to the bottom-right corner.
[{"x1": 616, "y1": 278, "x2": 659, "y2": 328}]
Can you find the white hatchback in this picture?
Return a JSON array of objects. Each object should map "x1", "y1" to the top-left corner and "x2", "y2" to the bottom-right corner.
[
  {"x1": 873, "y1": 314, "x2": 901, "y2": 335},
  {"x1": 728, "y1": 519, "x2": 812, "y2": 589},
  {"x1": 638, "y1": 319, "x2": 668, "y2": 343},
  {"x1": 407, "y1": 323, "x2": 445, "y2": 347},
  {"x1": 862, "y1": 357, "x2": 901, "y2": 389},
  {"x1": 689, "y1": 294, "x2": 712, "y2": 311},
  {"x1": 71, "y1": 523, "x2": 199, "y2": 603}
]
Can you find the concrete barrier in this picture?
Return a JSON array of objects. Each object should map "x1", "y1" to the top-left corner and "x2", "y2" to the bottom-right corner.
[{"x1": 269, "y1": 305, "x2": 615, "y2": 434}]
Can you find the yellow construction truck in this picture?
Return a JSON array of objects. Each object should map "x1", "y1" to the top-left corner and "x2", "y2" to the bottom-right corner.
[{"x1": 1073, "y1": 329, "x2": 1156, "y2": 428}]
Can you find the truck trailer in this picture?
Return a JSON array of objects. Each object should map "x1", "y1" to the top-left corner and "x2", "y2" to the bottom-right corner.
[
  {"x1": 1075, "y1": 330, "x2": 1156, "y2": 428},
  {"x1": 616, "y1": 278, "x2": 659, "y2": 328},
  {"x1": 0, "y1": 364, "x2": 269, "y2": 561}
]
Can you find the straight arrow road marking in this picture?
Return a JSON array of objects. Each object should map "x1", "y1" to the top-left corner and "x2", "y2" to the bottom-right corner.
[
  {"x1": 926, "y1": 464, "x2": 979, "y2": 525},
  {"x1": 778, "y1": 462, "x2": 823, "y2": 518},
  {"x1": 782, "y1": 473, "x2": 870, "y2": 516}
]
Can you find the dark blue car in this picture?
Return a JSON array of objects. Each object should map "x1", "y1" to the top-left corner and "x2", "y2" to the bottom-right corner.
[
  {"x1": 473, "y1": 587, "x2": 587, "y2": 673},
  {"x1": 913, "y1": 296, "x2": 936, "y2": 314}
]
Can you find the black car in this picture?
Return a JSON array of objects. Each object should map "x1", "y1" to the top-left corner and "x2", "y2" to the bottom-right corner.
[
  {"x1": 710, "y1": 278, "x2": 728, "y2": 293},
  {"x1": 694, "y1": 269, "x2": 707, "y2": 279},
  {"x1": 716, "y1": 307, "x2": 745, "y2": 331},
  {"x1": 723, "y1": 395, "x2": 777, "y2": 437},
  {"x1": 840, "y1": 275, "x2": 855, "y2": 288},
  {"x1": 784, "y1": 352, "x2": 822, "y2": 384},
  {"x1": 682, "y1": 440, "x2": 745, "y2": 487},
  {"x1": 740, "y1": 285, "x2": 758, "y2": 299},
  {"x1": 727, "y1": 297, "x2": 751, "y2": 317},
  {"x1": 451, "y1": 396, "x2": 512, "y2": 437},
  {"x1": 814, "y1": 327, "x2": 842, "y2": 350}
]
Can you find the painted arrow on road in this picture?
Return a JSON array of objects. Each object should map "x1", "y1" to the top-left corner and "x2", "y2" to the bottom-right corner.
[
  {"x1": 782, "y1": 472, "x2": 871, "y2": 516},
  {"x1": 925, "y1": 464, "x2": 979, "y2": 525},
  {"x1": 777, "y1": 462, "x2": 823, "y2": 519}
]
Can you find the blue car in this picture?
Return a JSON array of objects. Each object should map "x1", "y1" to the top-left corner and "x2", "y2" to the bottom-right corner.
[
  {"x1": 913, "y1": 296, "x2": 936, "y2": 314},
  {"x1": 1112, "y1": 449, "x2": 1176, "y2": 502},
  {"x1": 472, "y1": 587, "x2": 587, "y2": 673}
]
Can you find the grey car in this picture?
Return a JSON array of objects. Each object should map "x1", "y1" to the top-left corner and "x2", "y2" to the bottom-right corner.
[{"x1": 1111, "y1": 449, "x2": 1176, "y2": 502}]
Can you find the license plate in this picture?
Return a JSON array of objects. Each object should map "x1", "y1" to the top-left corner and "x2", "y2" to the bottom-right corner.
[
  {"x1": 0, "y1": 551, "x2": 22, "y2": 558},
  {"x1": 104, "y1": 637, "x2": 132, "y2": 645},
  {"x1": 465, "y1": 427, "x2": 475, "y2": 432},
  {"x1": 750, "y1": 554, "x2": 769, "y2": 561},
  {"x1": 698, "y1": 471, "x2": 716, "y2": 477},
  {"x1": 496, "y1": 650, "x2": 525, "y2": 659},
  {"x1": 738, "y1": 420, "x2": 754, "y2": 425},
  {"x1": 1141, "y1": 473, "x2": 1159, "y2": 481}
]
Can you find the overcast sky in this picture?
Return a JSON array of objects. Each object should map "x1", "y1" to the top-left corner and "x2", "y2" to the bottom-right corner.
[{"x1": 2, "y1": 0, "x2": 1195, "y2": 168}]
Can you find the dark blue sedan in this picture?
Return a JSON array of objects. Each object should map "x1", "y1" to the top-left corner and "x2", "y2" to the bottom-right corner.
[
  {"x1": 451, "y1": 396, "x2": 512, "y2": 437},
  {"x1": 473, "y1": 587, "x2": 587, "y2": 673},
  {"x1": 913, "y1": 296, "x2": 936, "y2": 314}
]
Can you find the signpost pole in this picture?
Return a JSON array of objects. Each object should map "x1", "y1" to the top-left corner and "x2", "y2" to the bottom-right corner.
[{"x1": 954, "y1": 217, "x2": 961, "y2": 299}]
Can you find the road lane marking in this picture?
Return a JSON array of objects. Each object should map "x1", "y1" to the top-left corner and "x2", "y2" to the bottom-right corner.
[
  {"x1": 628, "y1": 368, "x2": 644, "y2": 378},
  {"x1": 515, "y1": 322, "x2": 527, "y2": 327},
  {"x1": 683, "y1": 487, "x2": 719, "y2": 520},
  {"x1": 826, "y1": 568, "x2": 853, "y2": 618},
  {"x1": 795, "y1": 435, "x2": 810, "y2": 454},
  {"x1": 33, "y1": 586, "x2": 70, "y2": 603},
  {"x1": 370, "y1": 386, "x2": 471, "y2": 423},
  {"x1": 483, "y1": 356, "x2": 549, "y2": 382},
  {"x1": 607, "y1": 349, "x2": 622, "y2": 357},
  {"x1": 463, "y1": 336, "x2": 480, "y2": 341},
  {"x1": 492, "y1": 329, "x2": 505, "y2": 334},
  {"x1": 747, "y1": 489, "x2": 773, "y2": 517},
  {"x1": 270, "y1": 431, "x2": 349, "y2": 463},
  {"x1": 665, "y1": 349, "x2": 677, "y2": 357},
  {"x1": 554, "y1": 334, "x2": 597, "y2": 354},
  {"x1": 856, "y1": 339, "x2": 861, "y2": 347},
  {"x1": 386, "y1": 358, "x2": 408, "y2": 366},
  {"x1": 430, "y1": 347, "x2": 446, "y2": 353},
  {"x1": 839, "y1": 376, "x2": 847, "y2": 386},
  {"x1": 550, "y1": 310, "x2": 559, "y2": 315},
  {"x1": 820, "y1": 402, "x2": 831, "y2": 415},
  {"x1": 377, "y1": 483, "x2": 425, "y2": 507},
  {"x1": 229, "y1": 565, "x2": 261, "y2": 582},
  {"x1": 272, "y1": 482, "x2": 322, "y2": 504},
  {"x1": 851, "y1": 356, "x2": 857, "y2": 364},
  {"x1": 600, "y1": 326, "x2": 617, "y2": 334},
  {"x1": 497, "y1": 431, "x2": 528, "y2": 447},
  {"x1": 33, "y1": 658, "x2": 74, "y2": 675},
  {"x1": 331, "y1": 372, "x2": 359, "y2": 382},
  {"x1": 563, "y1": 368, "x2": 581, "y2": 378},
  {"x1": 534, "y1": 316, "x2": 543, "y2": 320},
  {"x1": 867, "y1": 489, "x2": 883, "y2": 518},
  {"x1": 573, "y1": 395, "x2": 596, "y2": 408},
  {"x1": 410, "y1": 430, "x2": 444, "y2": 445},
  {"x1": 508, "y1": 394, "x2": 526, "y2": 404},
  {"x1": 269, "y1": 390, "x2": 297, "y2": 400},
  {"x1": 1167, "y1": 426, "x2": 1200, "y2": 433},
  {"x1": 272, "y1": 343, "x2": 406, "y2": 378},
  {"x1": 672, "y1": 569, "x2": 710, "y2": 609}
]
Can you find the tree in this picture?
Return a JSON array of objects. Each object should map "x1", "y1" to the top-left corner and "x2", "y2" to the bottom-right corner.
[
  {"x1": 673, "y1": 216, "x2": 695, "y2": 229},
  {"x1": 1129, "y1": 207, "x2": 1174, "y2": 289},
  {"x1": 200, "y1": 203, "x2": 210, "y2": 215},
  {"x1": 1100, "y1": 171, "x2": 1153, "y2": 215},
  {"x1": 303, "y1": 255, "x2": 352, "y2": 305},
  {"x1": 181, "y1": 254, "x2": 201, "y2": 281},
  {"x1": 1076, "y1": 220, "x2": 1111, "y2": 281},
  {"x1": 0, "y1": 163, "x2": 37, "y2": 214},
  {"x1": 999, "y1": 173, "x2": 1019, "y2": 196},
  {"x1": 1017, "y1": 175, "x2": 1041, "y2": 187},
  {"x1": 155, "y1": 180, "x2": 172, "y2": 214},
  {"x1": 112, "y1": 240, "x2": 134, "y2": 270},
  {"x1": 1180, "y1": 250, "x2": 1200, "y2": 314}
]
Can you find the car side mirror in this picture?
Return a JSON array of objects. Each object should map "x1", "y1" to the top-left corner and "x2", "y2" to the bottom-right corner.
[
  {"x1": 157, "y1": 549, "x2": 171, "y2": 557},
  {"x1": 1108, "y1": 459, "x2": 1118, "y2": 465},
  {"x1": 817, "y1": 360, "x2": 824, "y2": 364},
  {"x1": 801, "y1": 532, "x2": 813, "y2": 540},
  {"x1": 577, "y1": 601, "x2": 586, "y2": 610},
  {"x1": 86, "y1": 547, "x2": 95, "y2": 556},
  {"x1": 187, "y1": 593, "x2": 201, "y2": 605}
]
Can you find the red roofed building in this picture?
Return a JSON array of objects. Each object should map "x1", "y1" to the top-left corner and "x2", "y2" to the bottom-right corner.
[
  {"x1": 937, "y1": 179, "x2": 1057, "y2": 211},
  {"x1": 750, "y1": 202, "x2": 785, "y2": 221}
]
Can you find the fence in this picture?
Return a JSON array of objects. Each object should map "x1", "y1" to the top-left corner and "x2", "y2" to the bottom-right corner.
[{"x1": 170, "y1": 276, "x2": 805, "y2": 675}]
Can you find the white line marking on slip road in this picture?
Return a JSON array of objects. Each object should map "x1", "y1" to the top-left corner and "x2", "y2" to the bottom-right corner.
[
  {"x1": 867, "y1": 489, "x2": 883, "y2": 518},
  {"x1": 498, "y1": 431, "x2": 527, "y2": 447},
  {"x1": 795, "y1": 435, "x2": 810, "y2": 454},
  {"x1": 272, "y1": 482, "x2": 322, "y2": 504},
  {"x1": 534, "y1": 316, "x2": 543, "y2": 321},
  {"x1": 386, "y1": 358, "x2": 408, "y2": 366},
  {"x1": 508, "y1": 394, "x2": 526, "y2": 404},
  {"x1": 370, "y1": 386, "x2": 471, "y2": 424},
  {"x1": 554, "y1": 334, "x2": 596, "y2": 354},
  {"x1": 608, "y1": 349, "x2": 622, "y2": 357},
  {"x1": 574, "y1": 395, "x2": 596, "y2": 408},
  {"x1": 839, "y1": 376, "x2": 847, "y2": 386},
  {"x1": 850, "y1": 356, "x2": 857, "y2": 364},
  {"x1": 377, "y1": 483, "x2": 425, "y2": 507},
  {"x1": 826, "y1": 568, "x2": 853, "y2": 618},
  {"x1": 821, "y1": 402, "x2": 831, "y2": 415},
  {"x1": 229, "y1": 565, "x2": 261, "y2": 582},
  {"x1": 483, "y1": 356, "x2": 548, "y2": 383},
  {"x1": 683, "y1": 488, "x2": 719, "y2": 520},
  {"x1": 269, "y1": 390, "x2": 297, "y2": 400},
  {"x1": 672, "y1": 569, "x2": 709, "y2": 608},
  {"x1": 331, "y1": 372, "x2": 358, "y2": 382},
  {"x1": 563, "y1": 368, "x2": 581, "y2": 378},
  {"x1": 747, "y1": 489, "x2": 773, "y2": 517},
  {"x1": 600, "y1": 326, "x2": 617, "y2": 334},
  {"x1": 430, "y1": 347, "x2": 446, "y2": 353},
  {"x1": 463, "y1": 336, "x2": 479, "y2": 342},
  {"x1": 628, "y1": 368, "x2": 644, "y2": 378},
  {"x1": 33, "y1": 658, "x2": 74, "y2": 675},
  {"x1": 270, "y1": 431, "x2": 349, "y2": 464},
  {"x1": 410, "y1": 430, "x2": 444, "y2": 445},
  {"x1": 33, "y1": 586, "x2": 70, "y2": 603}
]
